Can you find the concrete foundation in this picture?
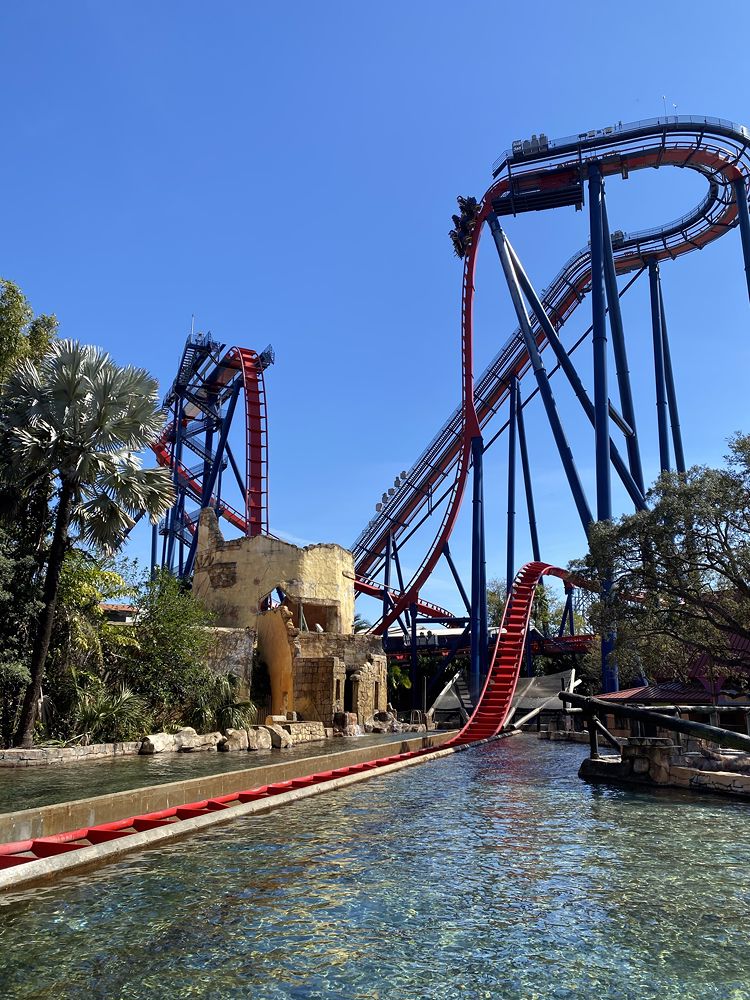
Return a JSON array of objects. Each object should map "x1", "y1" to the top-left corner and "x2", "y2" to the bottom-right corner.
[{"x1": 579, "y1": 737, "x2": 750, "y2": 801}]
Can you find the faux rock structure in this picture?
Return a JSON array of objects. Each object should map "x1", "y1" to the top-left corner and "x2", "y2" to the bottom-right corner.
[{"x1": 193, "y1": 510, "x2": 387, "y2": 727}]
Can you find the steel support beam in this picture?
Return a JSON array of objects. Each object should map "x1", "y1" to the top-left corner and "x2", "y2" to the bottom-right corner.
[
  {"x1": 658, "y1": 284, "x2": 686, "y2": 474},
  {"x1": 166, "y1": 398, "x2": 185, "y2": 572},
  {"x1": 506, "y1": 375, "x2": 518, "y2": 595},
  {"x1": 590, "y1": 165, "x2": 617, "y2": 693},
  {"x1": 184, "y1": 382, "x2": 242, "y2": 577},
  {"x1": 489, "y1": 214, "x2": 593, "y2": 533},
  {"x1": 469, "y1": 435, "x2": 488, "y2": 703},
  {"x1": 516, "y1": 380, "x2": 540, "y2": 561},
  {"x1": 442, "y1": 542, "x2": 471, "y2": 614},
  {"x1": 734, "y1": 178, "x2": 750, "y2": 304},
  {"x1": 409, "y1": 601, "x2": 420, "y2": 711},
  {"x1": 524, "y1": 636, "x2": 533, "y2": 678},
  {"x1": 391, "y1": 535, "x2": 411, "y2": 627},
  {"x1": 150, "y1": 522, "x2": 158, "y2": 581},
  {"x1": 383, "y1": 531, "x2": 393, "y2": 628},
  {"x1": 601, "y1": 192, "x2": 645, "y2": 494},
  {"x1": 589, "y1": 163, "x2": 612, "y2": 523},
  {"x1": 649, "y1": 259, "x2": 671, "y2": 473},
  {"x1": 506, "y1": 238, "x2": 646, "y2": 511}
]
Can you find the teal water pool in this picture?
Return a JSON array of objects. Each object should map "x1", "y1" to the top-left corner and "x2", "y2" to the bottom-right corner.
[{"x1": 0, "y1": 736, "x2": 748, "y2": 999}]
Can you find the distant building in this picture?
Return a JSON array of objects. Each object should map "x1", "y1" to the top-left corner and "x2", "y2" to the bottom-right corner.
[{"x1": 99, "y1": 603, "x2": 137, "y2": 624}]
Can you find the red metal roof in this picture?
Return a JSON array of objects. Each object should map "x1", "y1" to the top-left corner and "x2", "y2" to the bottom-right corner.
[{"x1": 599, "y1": 681, "x2": 719, "y2": 705}]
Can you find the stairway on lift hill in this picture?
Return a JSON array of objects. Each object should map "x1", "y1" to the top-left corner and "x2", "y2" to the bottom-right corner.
[
  {"x1": 454, "y1": 673, "x2": 473, "y2": 718},
  {"x1": 450, "y1": 563, "x2": 544, "y2": 746}
]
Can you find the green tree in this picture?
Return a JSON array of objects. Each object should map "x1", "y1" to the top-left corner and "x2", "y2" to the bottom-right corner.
[
  {"x1": 353, "y1": 613, "x2": 371, "y2": 633},
  {"x1": 0, "y1": 278, "x2": 57, "y2": 380},
  {"x1": 572, "y1": 435, "x2": 750, "y2": 685},
  {"x1": 487, "y1": 578, "x2": 507, "y2": 627},
  {"x1": 0, "y1": 526, "x2": 41, "y2": 746},
  {"x1": 121, "y1": 569, "x2": 217, "y2": 730},
  {"x1": 0, "y1": 341, "x2": 173, "y2": 746},
  {"x1": 43, "y1": 551, "x2": 139, "y2": 742}
]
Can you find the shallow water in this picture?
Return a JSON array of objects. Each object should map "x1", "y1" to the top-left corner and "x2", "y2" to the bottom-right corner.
[
  {"x1": 0, "y1": 733, "x2": 409, "y2": 814},
  {"x1": 1, "y1": 737, "x2": 749, "y2": 999}
]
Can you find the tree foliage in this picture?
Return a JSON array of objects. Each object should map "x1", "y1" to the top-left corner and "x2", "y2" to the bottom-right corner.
[
  {"x1": 0, "y1": 339, "x2": 174, "y2": 745},
  {"x1": 0, "y1": 526, "x2": 40, "y2": 746},
  {"x1": 571, "y1": 435, "x2": 750, "y2": 687},
  {"x1": 0, "y1": 278, "x2": 57, "y2": 382},
  {"x1": 119, "y1": 569, "x2": 221, "y2": 730}
]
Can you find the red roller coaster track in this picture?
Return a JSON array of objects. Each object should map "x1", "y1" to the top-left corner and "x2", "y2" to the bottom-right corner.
[
  {"x1": 152, "y1": 345, "x2": 270, "y2": 538},
  {"x1": 448, "y1": 562, "x2": 572, "y2": 744},
  {"x1": 354, "y1": 116, "x2": 750, "y2": 634}
]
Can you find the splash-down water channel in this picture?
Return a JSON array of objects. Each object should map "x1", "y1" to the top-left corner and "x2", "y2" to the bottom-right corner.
[{"x1": 1, "y1": 738, "x2": 749, "y2": 999}]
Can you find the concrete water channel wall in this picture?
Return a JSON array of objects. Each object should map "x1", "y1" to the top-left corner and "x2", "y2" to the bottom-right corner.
[{"x1": 1, "y1": 731, "x2": 455, "y2": 844}]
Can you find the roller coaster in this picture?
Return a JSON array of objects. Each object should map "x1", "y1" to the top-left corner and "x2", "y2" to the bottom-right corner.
[
  {"x1": 152, "y1": 114, "x2": 750, "y2": 717},
  {"x1": 5, "y1": 115, "x2": 750, "y2": 884}
]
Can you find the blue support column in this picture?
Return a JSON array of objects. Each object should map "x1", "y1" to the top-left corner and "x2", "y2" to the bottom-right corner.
[
  {"x1": 658, "y1": 283, "x2": 686, "y2": 474},
  {"x1": 649, "y1": 259, "x2": 671, "y2": 473},
  {"x1": 391, "y1": 535, "x2": 411, "y2": 627},
  {"x1": 516, "y1": 387, "x2": 541, "y2": 561},
  {"x1": 601, "y1": 193, "x2": 645, "y2": 494},
  {"x1": 733, "y1": 178, "x2": 750, "y2": 304},
  {"x1": 184, "y1": 383, "x2": 242, "y2": 577},
  {"x1": 442, "y1": 542, "x2": 471, "y2": 613},
  {"x1": 506, "y1": 375, "x2": 518, "y2": 595},
  {"x1": 150, "y1": 522, "x2": 158, "y2": 581},
  {"x1": 409, "y1": 601, "x2": 419, "y2": 711},
  {"x1": 383, "y1": 530, "x2": 393, "y2": 627},
  {"x1": 166, "y1": 398, "x2": 185, "y2": 572},
  {"x1": 478, "y1": 456, "x2": 488, "y2": 675},
  {"x1": 506, "y1": 238, "x2": 646, "y2": 511},
  {"x1": 469, "y1": 435, "x2": 488, "y2": 703},
  {"x1": 201, "y1": 397, "x2": 218, "y2": 507},
  {"x1": 524, "y1": 635, "x2": 533, "y2": 678},
  {"x1": 589, "y1": 163, "x2": 612, "y2": 523},
  {"x1": 590, "y1": 164, "x2": 617, "y2": 694},
  {"x1": 559, "y1": 587, "x2": 575, "y2": 637},
  {"x1": 489, "y1": 214, "x2": 593, "y2": 534}
]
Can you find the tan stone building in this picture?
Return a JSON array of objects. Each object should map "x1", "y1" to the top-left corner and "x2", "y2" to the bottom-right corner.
[{"x1": 193, "y1": 510, "x2": 387, "y2": 725}]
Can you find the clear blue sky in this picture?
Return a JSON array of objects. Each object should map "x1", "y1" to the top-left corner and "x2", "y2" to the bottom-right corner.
[{"x1": 2, "y1": 2, "x2": 750, "y2": 616}]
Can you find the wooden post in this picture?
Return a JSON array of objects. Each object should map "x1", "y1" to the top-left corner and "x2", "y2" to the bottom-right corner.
[{"x1": 588, "y1": 710, "x2": 600, "y2": 760}]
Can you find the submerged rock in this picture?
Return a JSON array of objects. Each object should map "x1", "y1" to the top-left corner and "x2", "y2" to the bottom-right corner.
[
  {"x1": 176, "y1": 729, "x2": 222, "y2": 752},
  {"x1": 264, "y1": 724, "x2": 293, "y2": 749},
  {"x1": 246, "y1": 726, "x2": 273, "y2": 751},
  {"x1": 219, "y1": 728, "x2": 249, "y2": 752},
  {"x1": 140, "y1": 733, "x2": 177, "y2": 755}
]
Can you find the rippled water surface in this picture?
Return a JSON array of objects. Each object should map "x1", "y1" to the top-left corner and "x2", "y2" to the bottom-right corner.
[{"x1": 1, "y1": 737, "x2": 749, "y2": 999}]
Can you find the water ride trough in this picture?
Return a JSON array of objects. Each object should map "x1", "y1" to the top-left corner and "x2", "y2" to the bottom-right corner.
[{"x1": 5, "y1": 115, "x2": 750, "y2": 887}]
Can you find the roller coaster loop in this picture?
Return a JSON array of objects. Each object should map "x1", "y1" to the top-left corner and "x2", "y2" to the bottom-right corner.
[{"x1": 350, "y1": 115, "x2": 750, "y2": 699}]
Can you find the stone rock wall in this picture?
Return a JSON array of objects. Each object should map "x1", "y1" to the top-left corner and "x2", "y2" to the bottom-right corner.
[
  {"x1": 293, "y1": 655, "x2": 347, "y2": 724},
  {"x1": 204, "y1": 627, "x2": 255, "y2": 696},
  {"x1": 579, "y1": 736, "x2": 750, "y2": 801},
  {"x1": 193, "y1": 509, "x2": 355, "y2": 633},
  {"x1": 279, "y1": 720, "x2": 327, "y2": 744},
  {"x1": 0, "y1": 742, "x2": 142, "y2": 767}
]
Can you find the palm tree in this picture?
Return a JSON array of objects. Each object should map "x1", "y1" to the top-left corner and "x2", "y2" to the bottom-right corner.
[
  {"x1": 353, "y1": 614, "x2": 371, "y2": 634},
  {"x1": 0, "y1": 340, "x2": 173, "y2": 747}
]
